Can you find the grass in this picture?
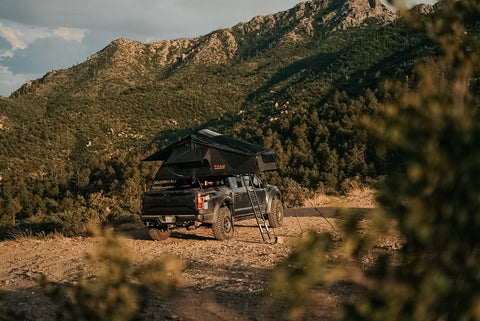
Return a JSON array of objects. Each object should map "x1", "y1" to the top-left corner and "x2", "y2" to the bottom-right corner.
[{"x1": 305, "y1": 188, "x2": 377, "y2": 208}]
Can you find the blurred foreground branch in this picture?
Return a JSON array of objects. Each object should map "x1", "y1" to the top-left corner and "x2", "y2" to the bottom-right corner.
[
  {"x1": 270, "y1": 0, "x2": 480, "y2": 319},
  {"x1": 39, "y1": 227, "x2": 184, "y2": 321}
]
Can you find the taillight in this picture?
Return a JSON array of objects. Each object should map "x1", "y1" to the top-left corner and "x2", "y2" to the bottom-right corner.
[
  {"x1": 196, "y1": 195, "x2": 209, "y2": 210},
  {"x1": 196, "y1": 196, "x2": 205, "y2": 210}
]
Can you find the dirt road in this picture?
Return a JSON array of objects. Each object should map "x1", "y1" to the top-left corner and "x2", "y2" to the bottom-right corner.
[{"x1": 0, "y1": 208, "x2": 373, "y2": 320}]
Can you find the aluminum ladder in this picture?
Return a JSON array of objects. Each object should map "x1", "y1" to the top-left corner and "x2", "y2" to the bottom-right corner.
[{"x1": 241, "y1": 175, "x2": 271, "y2": 242}]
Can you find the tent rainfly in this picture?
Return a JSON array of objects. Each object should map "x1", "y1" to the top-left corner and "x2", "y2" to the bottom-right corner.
[{"x1": 143, "y1": 129, "x2": 278, "y2": 179}]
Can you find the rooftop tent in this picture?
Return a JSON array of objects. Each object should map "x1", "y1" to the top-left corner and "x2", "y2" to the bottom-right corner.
[{"x1": 143, "y1": 129, "x2": 278, "y2": 179}]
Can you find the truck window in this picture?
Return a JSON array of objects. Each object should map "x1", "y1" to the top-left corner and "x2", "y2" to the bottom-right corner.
[
  {"x1": 226, "y1": 177, "x2": 238, "y2": 188},
  {"x1": 237, "y1": 176, "x2": 252, "y2": 188},
  {"x1": 236, "y1": 176, "x2": 243, "y2": 187},
  {"x1": 252, "y1": 176, "x2": 261, "y2": 188}
]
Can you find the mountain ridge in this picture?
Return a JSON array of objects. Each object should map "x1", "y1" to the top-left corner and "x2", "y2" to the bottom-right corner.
[{"x1": 10, "y1": 0, "x2": 396, "y2": 98}]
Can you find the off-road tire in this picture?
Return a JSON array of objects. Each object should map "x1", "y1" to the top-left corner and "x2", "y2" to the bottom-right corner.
[
  {"x1": 148, "y1": 227, "x2": 171, "y2": 241},
  {"x1": 212, "y1": 206, "x2": 234, "y2": 241},
  {"x1": 268, "y1": 198, "x2": 284, "y2": 228}
]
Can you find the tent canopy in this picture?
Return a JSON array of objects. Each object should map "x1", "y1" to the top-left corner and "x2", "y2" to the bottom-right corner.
[{"x1": 143, "y1": 129, "x2": 278, "y2": 179}]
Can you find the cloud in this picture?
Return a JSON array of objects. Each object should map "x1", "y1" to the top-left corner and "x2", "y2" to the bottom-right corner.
[
  {"x1": 2, "y1": 36, "x2": 89, "y2": 74},
  {"x1": 0, "y1": 25, "x2": 26, "y2": 51},
  {"x1": 0, "y1": 21, "x2": 84, "y2": 49},
  {"x1": 1, "y1": 50, "x2": 13, "y2": 57},
  {"x1": 53, "y1": 27, "x2": 85, "y2": 41},
  {"x1": 0, "y1": 21, "x2": 86, "y2": 64}
]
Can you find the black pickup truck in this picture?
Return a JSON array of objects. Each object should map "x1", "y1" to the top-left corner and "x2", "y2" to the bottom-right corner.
[{"x1": 141, "y1": 174, "x2": 283, "y2": 241}]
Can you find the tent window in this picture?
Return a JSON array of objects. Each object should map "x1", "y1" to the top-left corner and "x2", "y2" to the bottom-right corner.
[{"x1": 262, "y1": 154, "x2": 276, "y2": 163}]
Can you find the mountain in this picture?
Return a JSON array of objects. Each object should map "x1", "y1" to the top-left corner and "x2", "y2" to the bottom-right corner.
[
  {"x1": 0, "y1": 0, "x2": 438, "y2": 230},
  {"x1": 12, "y1": 0, "x2": 394, "y2": 98}
]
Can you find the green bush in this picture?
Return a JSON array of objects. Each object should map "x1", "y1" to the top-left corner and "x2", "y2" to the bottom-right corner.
[{"x1": 279, "y1": 178, "x2": 309, "y2": 208}]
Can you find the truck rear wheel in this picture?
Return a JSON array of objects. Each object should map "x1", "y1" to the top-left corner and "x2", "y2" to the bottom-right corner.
[
  {"x1": 268, "y1": 198, "x2": 284, "y2": 228},
  {"x1": 148, "y1": 227, "x2": 171, "y2": 241},
  {"x1": 212, "y1": 207, "x2": 234, "y2": 241}
]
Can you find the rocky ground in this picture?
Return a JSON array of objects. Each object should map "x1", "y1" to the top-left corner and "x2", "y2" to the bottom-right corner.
[{"x1": 0, "y1": 205, "x2": 392, "y2": 321}]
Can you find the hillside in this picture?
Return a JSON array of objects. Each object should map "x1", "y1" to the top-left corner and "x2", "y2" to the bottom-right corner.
[{"x1": 0, "y1": 0, "x2": 438, "y2": 230}]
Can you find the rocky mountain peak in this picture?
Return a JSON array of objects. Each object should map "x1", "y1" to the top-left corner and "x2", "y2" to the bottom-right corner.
[
  {"x1": 323, "y1": 0, "x2": 396, "y2": 31},
  {"x1": 10, "y1": 0, "x2": 398, "y2": 98},
  {"x1": 92, "y1": 0, "x2": 396, "y2": 67},
  {"x1": 230, "y1": 0, "x2": 395, "y2": 44}
]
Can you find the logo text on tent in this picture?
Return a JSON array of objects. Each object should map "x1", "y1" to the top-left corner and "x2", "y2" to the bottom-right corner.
[{"x1": 214, "y1": 164, "x2": 226, "y2": 170}]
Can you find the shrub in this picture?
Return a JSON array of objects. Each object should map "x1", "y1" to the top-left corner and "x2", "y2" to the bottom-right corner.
[{"x1": 280, "y1": 178, "x2": 309, "y2": 208}]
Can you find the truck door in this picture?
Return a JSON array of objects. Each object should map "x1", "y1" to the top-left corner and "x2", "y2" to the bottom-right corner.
[
  {"x1": 229, "y1": 175, "x2": 266, "y2": 219},
  {"x1": 227, "y1": 176, "x2": 250, "y2": 218}
]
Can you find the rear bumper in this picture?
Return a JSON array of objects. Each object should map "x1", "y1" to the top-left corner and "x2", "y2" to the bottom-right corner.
[
  {"x1": 142, "y1": 214, "x2": 196, "y2": 225},
  {"x1": 141, "y1": 212, "x2": 215, "y2": 226}
]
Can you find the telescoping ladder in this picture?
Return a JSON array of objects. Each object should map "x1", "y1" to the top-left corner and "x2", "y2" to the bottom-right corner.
[{"x1": 241, "y1": 175, "x2": 271, "y2": 243}]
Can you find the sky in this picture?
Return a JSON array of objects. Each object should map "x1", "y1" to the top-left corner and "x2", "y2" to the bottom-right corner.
[{"x1": 0, "y1": 0, "x2": 436, "y2": 97}]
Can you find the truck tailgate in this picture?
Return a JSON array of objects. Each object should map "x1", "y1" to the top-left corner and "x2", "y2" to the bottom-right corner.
[{"x1": 142, "y1": 190, "x2": 198, "y2": 216}]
